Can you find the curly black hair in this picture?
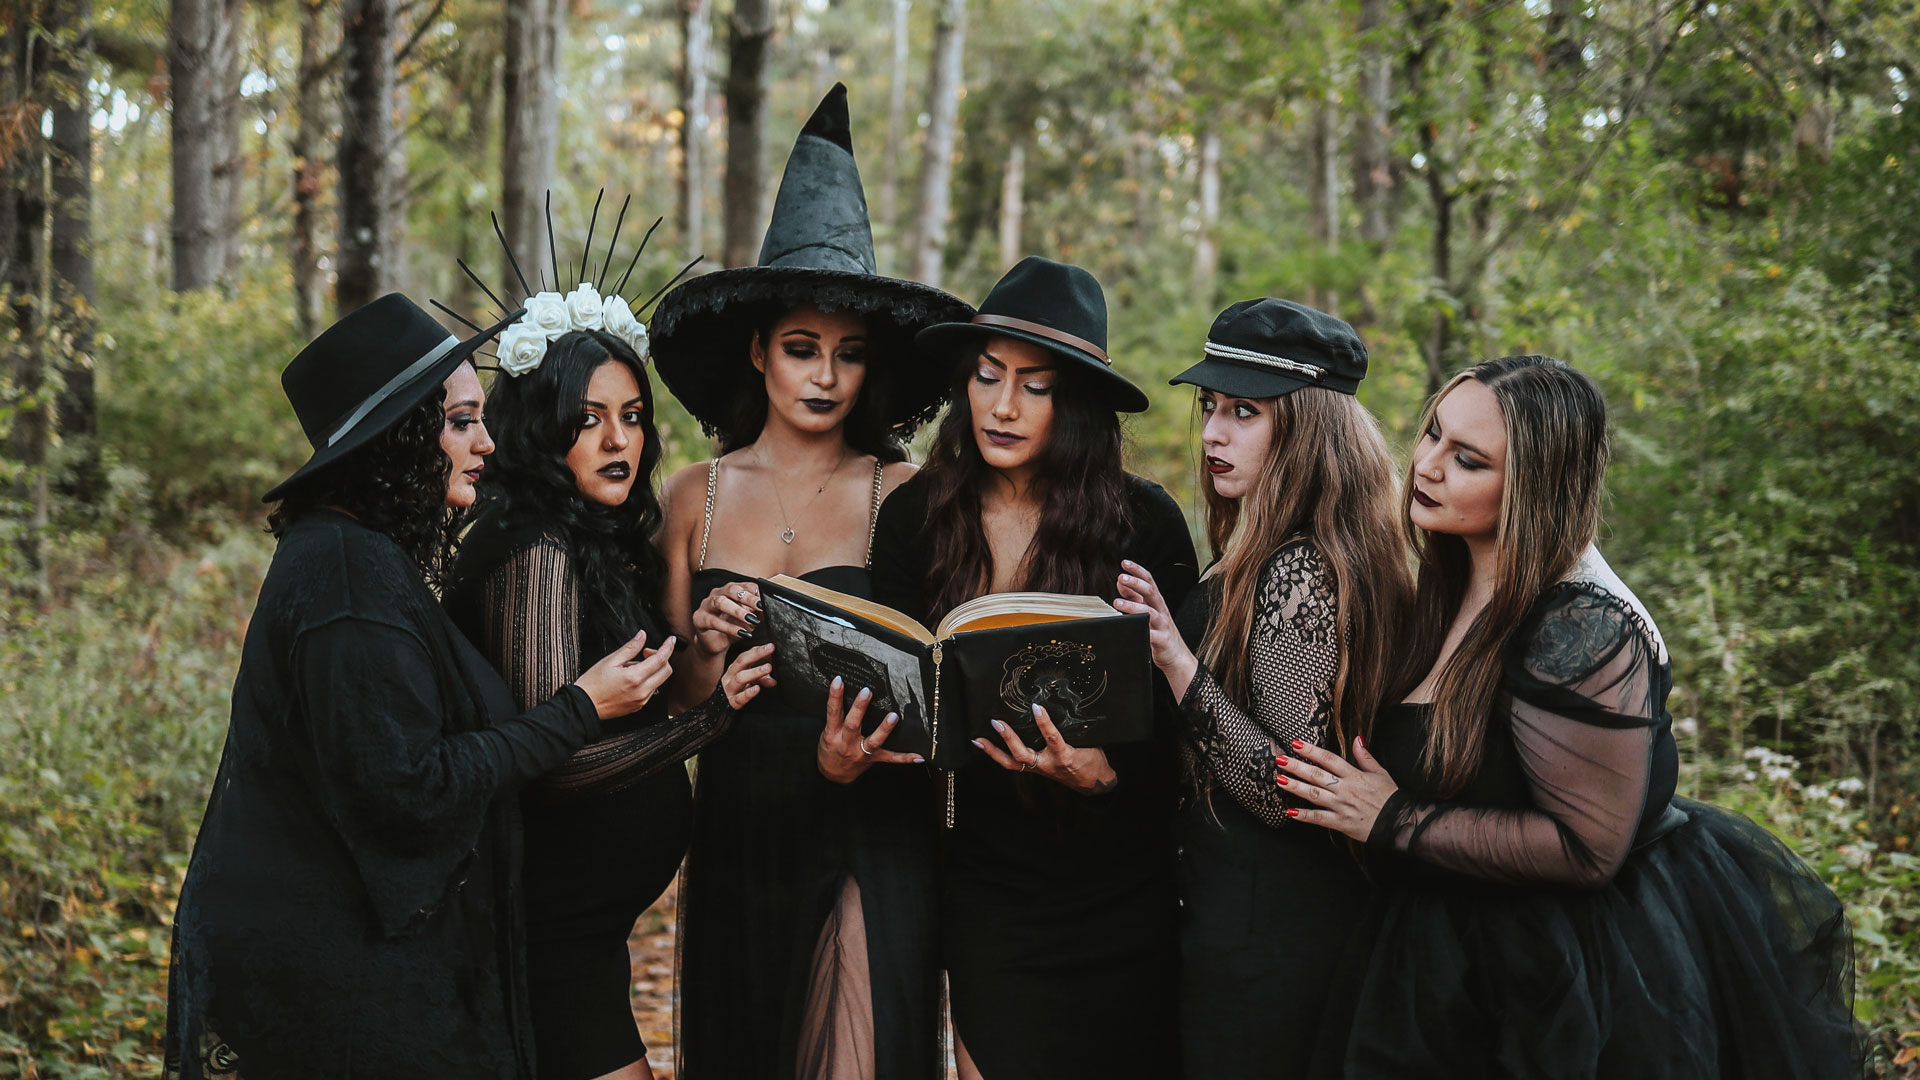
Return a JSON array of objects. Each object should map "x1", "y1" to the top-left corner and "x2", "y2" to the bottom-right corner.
[
  {"x1": 266, "y1": 385, "x2": 460, "y2": 591},
  {"x1": 475, "y1": 329, "x2": 667, "y2": 647}
]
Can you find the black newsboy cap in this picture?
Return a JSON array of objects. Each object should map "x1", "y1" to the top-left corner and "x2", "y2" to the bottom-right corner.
[{"x1": 1170, "y1": 298, "x2": 1367, "y2": 399}]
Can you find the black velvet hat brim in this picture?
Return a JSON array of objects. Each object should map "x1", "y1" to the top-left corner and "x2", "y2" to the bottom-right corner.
[
  {"x1": 650, "y1": 266, "x2": 976, "y2": 439},
  {"x1": 261, "y1": 318, "x2": 509, "y2": 503},
  {"x1": 916, "y1": 322, "x2": 1151, "y2": 413}
]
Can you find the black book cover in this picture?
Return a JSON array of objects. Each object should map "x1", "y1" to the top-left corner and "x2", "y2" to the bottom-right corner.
[{"x1": 755, "y1": 576, "x2": 1151, "y2": 769}]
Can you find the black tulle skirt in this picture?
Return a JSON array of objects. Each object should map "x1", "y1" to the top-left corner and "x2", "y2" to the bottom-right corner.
[{"x1": 1313, "y1": 798, "x2": 1862, "y2": 1080}]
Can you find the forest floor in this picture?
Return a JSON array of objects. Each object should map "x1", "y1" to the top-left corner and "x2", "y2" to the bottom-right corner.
[{"x1": 627, "y1": 881, "x2": 680, "y2": 1077}]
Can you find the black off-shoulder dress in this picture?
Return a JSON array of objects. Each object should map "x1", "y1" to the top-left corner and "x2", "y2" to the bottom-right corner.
[
  {"x1": 444, "y1": 510, "x2": 734, "y2": 1080},
  {"x1": 869, "y1": 472, "x2": 1199, "y2": 1080},
  {"x1": 166, "y1": 510, "x2": 602, "y2": 1080},
  {"x1": 1169, "y1": 538, "x2": 1370, "y2": 1078},
  {"x1": 1310, "y1": 556, "x2": 1861, "y2": 1080}
]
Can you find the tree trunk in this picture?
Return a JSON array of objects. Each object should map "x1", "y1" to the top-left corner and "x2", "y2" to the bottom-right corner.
[
  {"x1": 502, "y1": 0, "x2": 563, "y2": 292},
  {"x1": 448, "y1": 50, "x2": 496, "y2": 320},
  {"x1": 335, "y1": 0, "x2": 394, "y2": 313},
  {"x1": 290, "y1": 0, "x2": 328, "y2": 337},
  {"x1": 1308, "y1": 86, "x2": 1339, "y2": 315},
  {"x1": 909, "y1": 0, "x2": 964, "y2": 287},
  {"x1": 47, "y1": 0, "x2": 94, "y2": 452},
  {"x1": 721, "y1": 0, "x2": 773, "y2": 269},
  {"x1": 1352, "y1": 0, "x2": 1391, "y2": 250},
  {"x1": 8, "y1": 20, "x2": 48, "y2": 582},
  {"x1": 997, "y1": 140, "x2": 1023, "y2": 270},
  {"x1": 169, "y1": 0, "x2": 240, "y2": 291},
  {"x1": 1420, "y1": 126, "x2": 1454, "y2": 396},
  {"x1": 876, "y1": 0, "x2": 910, "y2": 270},
  {"x1": 679, "y1": 0, "x2": 710, "y2": 263},
  {"x1": 1193, "y1": 127, "x2": 1220, "y2": 290}
]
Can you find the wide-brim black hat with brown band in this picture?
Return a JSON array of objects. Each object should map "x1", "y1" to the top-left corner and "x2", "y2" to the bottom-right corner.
[
  {"x1": 1170, "y1": 297, "x2": 1367, "y2": 399},
  {"x1": 650, "y1": 83, "x2": 973, "y2": 440},
  {"x1": 915, "y1": 256, "x2": 1149, "y2": 413},
  {"x1": 262, "y1": 293, "x2": 520, "y2": 502}
]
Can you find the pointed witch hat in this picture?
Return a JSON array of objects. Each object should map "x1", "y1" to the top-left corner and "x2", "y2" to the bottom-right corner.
[{"x1": 651, "y1": 83, "x2": 974, "y2": 442}]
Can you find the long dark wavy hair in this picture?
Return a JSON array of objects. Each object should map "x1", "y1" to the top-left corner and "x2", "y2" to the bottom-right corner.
[
  {"x1": 476, "y1": 329, "x2": 667, "y2": 646},
  {"x1": 918, "y1": 355, "x2": 1133, "y2": 622},
  {"x1": 266, "y1": 385, "x2": 459, "y2": 591},
  {"x1": 717, "y1": 303, "x2": 910, "y2": 463},
  {"x1": 1396, "y1": 354, "x2": 1609, "y2": 795}
]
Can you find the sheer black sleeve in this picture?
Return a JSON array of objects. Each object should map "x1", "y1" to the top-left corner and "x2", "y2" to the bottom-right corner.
[
  {"x1": 1368, "y1": 583, "x2": 1667, "y2": 889},
  {"x1": 479, "y1": 539, "x2": 733, "y2": 797},
  {"x1": 1179, "y1": 540, "x2": 1339, "y2": 828}
]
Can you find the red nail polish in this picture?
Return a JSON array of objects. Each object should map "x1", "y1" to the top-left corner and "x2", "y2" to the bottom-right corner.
[
  {"x1": 1286, "y1": 808, "x2": 1299, "y2": 818},
  {"x1": 1277, "y1": 776, "x2": 1289, "y2": 786},
  {"x1": 1276, "y1": 755, "x2": 1288, "y2": 766},
  {"x1": 1291, "y1": 739, "x2": 1304, "y2": 750}
]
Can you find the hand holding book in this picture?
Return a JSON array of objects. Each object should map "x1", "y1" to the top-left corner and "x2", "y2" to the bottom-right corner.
[
  {"x1": 972, "y1": 703, "x2": 1119, "y2": 795},
  {"x1": 816, "y1": 675, "x2": 927, "y2": 784},
  {"x1": 1113, "y1": 559, "x2": 1199, "y2": 701}
]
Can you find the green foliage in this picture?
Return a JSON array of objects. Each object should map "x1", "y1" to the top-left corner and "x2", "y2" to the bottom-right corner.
[
  {"x1": 92, "y1": 280, "x2": 308, "y2": 534},
  {"x1": 0, "y1": 530, "x2": 270, "y2": 1077}
]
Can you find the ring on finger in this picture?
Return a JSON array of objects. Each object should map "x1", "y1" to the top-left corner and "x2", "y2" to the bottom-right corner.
[
  {"x1": 1021, "y1": 760, "x2": 1037, "y2": 772},
  {"x1": 859, "y1": 738, "x2": 873, "y2": 757}
]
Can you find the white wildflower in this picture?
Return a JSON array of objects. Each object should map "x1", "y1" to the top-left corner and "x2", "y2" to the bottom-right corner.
[
  {"x1": 1836, "y1": 777, "x2": 1866, "y2": 795},
  {"x1": 1673, "y1": 717, "x2": 1699, "y2": 737},
  {"x1": 1804, "y1": 785, "x2": 1830, "y2": 802}
]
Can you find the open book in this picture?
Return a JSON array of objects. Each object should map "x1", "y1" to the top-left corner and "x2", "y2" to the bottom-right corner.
[{"x1": 756, "y1": 575, "x2": 1153, "y2": 769}]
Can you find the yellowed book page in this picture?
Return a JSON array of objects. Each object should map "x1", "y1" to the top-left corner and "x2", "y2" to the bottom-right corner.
[
  {"x1": 765, "y1": 574, "x2": 937, "y2": 645},
  {"x1": 935, "y1": 591, "x2": 1120, "y2": 638}
]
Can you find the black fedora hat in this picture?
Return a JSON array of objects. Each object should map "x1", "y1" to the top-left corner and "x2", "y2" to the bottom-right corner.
[
  {"x1": 651, "y1": 83, "x2": 973, "y2": 440},
  {"x1": 1170, "y1": 298, "x2": 1367, "y2": 399},
  {"x1": 916, "y1": 256, "x2": 1149, "y2": 413},
  {"x1": 262, "y1": 293, "x2": 520, "y2": 502}
]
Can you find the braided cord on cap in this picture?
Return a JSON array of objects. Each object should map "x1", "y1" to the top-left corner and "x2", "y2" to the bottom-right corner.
[{"x1": 1202, "y1": 341, "x2": 1324, "y2": 380}]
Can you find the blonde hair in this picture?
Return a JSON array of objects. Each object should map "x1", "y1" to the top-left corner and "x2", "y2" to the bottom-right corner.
[
  {"x1": 1198, "y1": 387, "x2": 1410, "y2": 755},
  {"x1": 1398, "y1": 355, "x2": 1610, "y2": 794}
]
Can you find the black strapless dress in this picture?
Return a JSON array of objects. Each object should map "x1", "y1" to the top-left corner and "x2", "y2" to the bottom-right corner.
[{"x1": 677, "y1": 564, "x2": 943, "y2": 1080}]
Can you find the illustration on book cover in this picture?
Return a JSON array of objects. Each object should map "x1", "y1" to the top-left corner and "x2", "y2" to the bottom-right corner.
[{"x1": 998, "y1": 639, "x2": 1108, "y2": 741}]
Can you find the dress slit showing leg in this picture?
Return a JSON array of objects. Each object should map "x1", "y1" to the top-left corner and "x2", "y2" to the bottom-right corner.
[{"x1": 797, "y1": 875, "x2": 876, "y2": 1080}]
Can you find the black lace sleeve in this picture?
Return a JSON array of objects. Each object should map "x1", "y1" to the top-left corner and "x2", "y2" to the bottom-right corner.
[
  {"x1": 480, "y1": 540, "x2": 733, "y2": 797},
  {"x1": 1179, "y1": 540, "x2": 1339, "y2": 828},
  {"x1": 1368, "y1": 583, "x2": 1666, "y2": 888}
]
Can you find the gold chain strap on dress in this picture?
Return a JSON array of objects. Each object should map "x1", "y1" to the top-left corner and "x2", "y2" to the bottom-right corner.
[
  {"x1": 864, "y1": 460, "x2": 884, "y2": 570},
  {"x1": 697, "y1": 457, "x2": 718, "y2": 571}
]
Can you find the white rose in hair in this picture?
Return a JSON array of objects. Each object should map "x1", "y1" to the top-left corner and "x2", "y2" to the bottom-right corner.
[
  {"x1": 566, "y1": 283, "x2": 605, "y2": 331},
  {"x1": 497, "y1": 322, "x2": 549, "y2": 376},
  {"x1": 601, "y1": 294, "x2": 647, "y2": 357},
  {"x1": 523, "y1": 291, "x2": 570, "y2": 340}
]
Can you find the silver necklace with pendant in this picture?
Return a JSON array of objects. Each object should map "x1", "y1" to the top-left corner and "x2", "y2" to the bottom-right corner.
[{"x1": 766, "y1": 445, "x2": 848, "y2": 545}]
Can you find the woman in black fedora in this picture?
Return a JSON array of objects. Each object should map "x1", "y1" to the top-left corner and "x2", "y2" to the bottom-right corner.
[
  {"x1": 440, "y1": 205, "x2": 775, "y2": 1080},
  {"x1": 863, "y1": 256, "x2": 1198, "y2": 1080},
  {"x1": 650, "y1": 84, "x2": 971, "y2": 1079},
  {"x1": 1110, "y1": 298, "x2": 1409, "y2": 1077},
  {"x1": 164, "y1": 294, "x2": 675, "y2": 1080}
]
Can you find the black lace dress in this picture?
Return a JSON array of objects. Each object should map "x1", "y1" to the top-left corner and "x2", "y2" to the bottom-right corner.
[
  {"x1": 677, "y1": 461, "x2": 944, "y2": 1080},
  {"x1": 1311, "y1": 562, "x2": 1861, "y2": 1080},
  {"x1": 869, "y1": 472, "x2": 1199, "y2": 1080},
  {"x1": 445, "y1": 512, "x2": 734, "y2": 1080},
  {"x1": 166, "y1": 510, "x2": 602, "y2": 1080},
  {"x1": 1169, "y1": 539, "x2": 1370, "y2": 1078}
]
